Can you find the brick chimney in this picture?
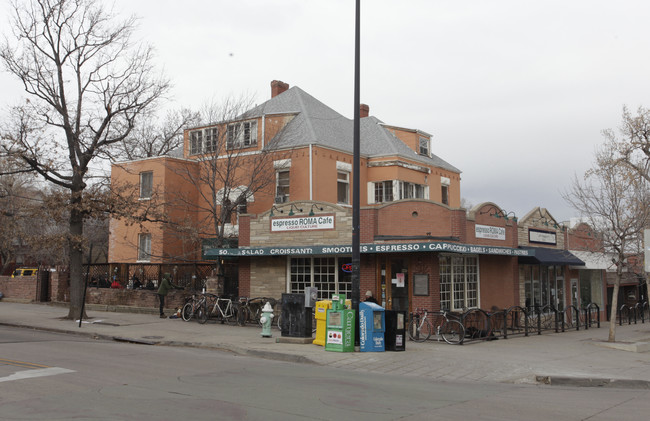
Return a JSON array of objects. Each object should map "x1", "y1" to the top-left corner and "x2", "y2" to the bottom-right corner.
[
  {"x1": 271, "y1": 80, "x2": 289, "y2": 98},
  {"x1": 360, "y1": 103, "x2": 369, "y2": 118}
]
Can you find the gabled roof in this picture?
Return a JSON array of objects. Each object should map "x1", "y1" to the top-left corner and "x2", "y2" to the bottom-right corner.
[{"x1": 243, "y1": 86, "x2": 461, "y2": 174}]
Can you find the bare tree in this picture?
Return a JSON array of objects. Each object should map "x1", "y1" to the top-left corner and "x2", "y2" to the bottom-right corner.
[
  {"x1": 602, "y1": 106, "x2": 650, "y2": 182},
  {"x1": 115, "y1": 108, "x2": 200, "y2": 161},
  {"x1": 167, "y1": 97, "x2": 288, "y2": 276},
  {"x1": 601, "y1": 106, "x2": 650, "y2": 316},
  {"x1": 564, "y1": 144, "x2": 650, "y2": 342},
  {"x1": 0, "y1": 0, "x2": 169, "y2": 318}
]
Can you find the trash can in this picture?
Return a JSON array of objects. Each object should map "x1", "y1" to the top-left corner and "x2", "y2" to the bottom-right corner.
[
  {"x1": 325, "y1": 294, "x2": 355, "y2": 352},
  {"x1": 359, "y1": 302, "x2": 385, "y2": 352},
  {"x1": 280, "y1": 293, "x2": 312, "y2": 337},
  {"x1": 385, "y1": 310, "x2": 406, "y2": 351}
]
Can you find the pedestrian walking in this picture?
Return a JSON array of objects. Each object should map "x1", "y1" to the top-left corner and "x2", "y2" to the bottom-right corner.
[{"x1": 364, "y1": 290, "x2": 378, "y2": 304}]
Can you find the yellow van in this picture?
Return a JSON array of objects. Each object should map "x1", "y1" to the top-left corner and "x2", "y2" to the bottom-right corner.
[{"x1": 12, "y1": 268, "x2": 38, "y2": 277}]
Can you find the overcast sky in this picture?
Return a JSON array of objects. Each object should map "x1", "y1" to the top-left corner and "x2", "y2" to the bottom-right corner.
[{"x1": 3, "y1": 0, "x2": 650, "y2": 223}]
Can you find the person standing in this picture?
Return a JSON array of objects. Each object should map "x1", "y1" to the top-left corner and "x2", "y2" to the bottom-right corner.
[
  {"x1": 157, "y1": 273, "x2": 179, "y2": 318},
  {"x1": 364, "y1": 290, "x2": 378, "y2": 304}
]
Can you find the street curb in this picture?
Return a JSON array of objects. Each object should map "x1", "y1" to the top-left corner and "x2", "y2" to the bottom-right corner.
[
  {"x1": 536, "y1": 375, "x2": 650, "y2": 389},
  {"x1": 0, "y1": 321, "x2": 320, "y2": 366}
]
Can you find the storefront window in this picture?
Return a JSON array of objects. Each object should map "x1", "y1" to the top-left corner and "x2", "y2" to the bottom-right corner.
[
  {"x1": 579, "y1": 270, "x2": 603, "y2": 307},
  {"x1": 290, "y1": 257, "x2": 351, "y2": 300},
  {"x1": 439, "y1": 255, "x2": 479, "y2": 311},
  {"x1": 523, "y1": 265, "x2": 565, "y2": 310}
]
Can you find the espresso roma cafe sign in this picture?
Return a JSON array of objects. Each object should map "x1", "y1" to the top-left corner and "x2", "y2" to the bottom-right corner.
[
  {"x1": 271, "y1": 215, "x2": 334, "y2": 232},
  {"x1": 203, "y1": 241, "x2": 533, "y2": 258}
]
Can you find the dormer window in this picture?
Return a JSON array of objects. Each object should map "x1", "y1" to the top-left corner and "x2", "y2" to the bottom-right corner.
[
  {"x1": 190, "y1": 130, "x2": 203, "y2": 155},
  {"x1": 419, "y1": 136, "x2": 430, "y2": 156},
  {"x1": 227, "y1": 120, "x2": 258, "y2": 149}
]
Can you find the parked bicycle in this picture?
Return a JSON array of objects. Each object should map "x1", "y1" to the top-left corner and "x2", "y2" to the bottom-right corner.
[
  {"x1": 181, "y1": 293, "x2": 206, "y2": 322},
  {"x1": 198, "y1": 293, "x2": 239, "y2": 325},
  {"x1": 408, "y1": 308, "x2": 465, "y2": 345}
]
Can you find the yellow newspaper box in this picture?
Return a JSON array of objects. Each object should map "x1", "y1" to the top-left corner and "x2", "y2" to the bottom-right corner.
[{"x1": 313, "y1": 299, "x2": 351, "y2": 346}]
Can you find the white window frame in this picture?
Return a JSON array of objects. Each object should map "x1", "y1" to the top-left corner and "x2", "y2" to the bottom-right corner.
[
  {"x1": 139, "y1": 171, "x2": 153, "y2": 200},
  {"x1": 337, "y1": 171, "x2": 350, "y2": 204},
  {"x1": 137, "y1": 233, "x2": 152, "y2": 262},
  {"x1": 204, "y1": 127, "x2": 218, "y2": 153},
  {"x1": 227, "y1": 120, "x2": 258, "y2": 149},
  {"x1": 439, "y1": 254, "x2": 479, "y2": 311},
  {"x1": 276, "y1": 169, "x2": 290, "y2": 203},
  {"x1": 419, "y1": 136, "x2": 430, "y2": 156},
  {"x1": 190, "y1": 130, "x2": 203, "y2": 155},
  {"x1": 288, "y1": 256, "x2": 352, "y2": 301}
]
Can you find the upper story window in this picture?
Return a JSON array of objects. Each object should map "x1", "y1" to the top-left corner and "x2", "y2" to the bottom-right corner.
[
  {"x1": 190, "y1": 130, "x2": 203, "y2": 155},
  {"x1": 337, "y1": 171, "x2": 350, "y2": 204},
  {"x1": 204, "y1": 128, "x2": 218, "y2": 153},
  {"x1": 374, "y1": 181, "x2": 393, "y2": 203},
  {"x1": 276, "y1": 170, "x2": 290, "y2": 203},
  {"x1": 399, "y1": 181, "x2": 426, "y2": 199},
  {"x1": 137, "y1": 233, "x2": 152, "y2": 262},
  {"x1": 139, "y1": 171, "x2": 153, "y2": 199},
  {"x1": 190, "y1": 128, "x2": 219, "y2": 155},
  {"x1": 441, "y1": 176, "x2": 450, "y2": 205},
  {"x1": 371, "y1": 180, "x2": 428, "y2": 204},
  {"x1": 227, "y1": 120, "x2": 258, "y2": 149},
  {"x1": 419, "y1": 136, "x2": 430, "y2": 156}
]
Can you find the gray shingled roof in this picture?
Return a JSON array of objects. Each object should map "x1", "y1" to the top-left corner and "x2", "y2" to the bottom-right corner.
[{"x1": 242, "y1": 86, "x2": 461, "y2": 173}]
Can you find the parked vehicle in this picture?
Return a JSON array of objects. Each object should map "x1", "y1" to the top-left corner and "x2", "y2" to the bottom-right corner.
[{"x1": 11, "y1": 268, "x2": 38, "y2": 277}]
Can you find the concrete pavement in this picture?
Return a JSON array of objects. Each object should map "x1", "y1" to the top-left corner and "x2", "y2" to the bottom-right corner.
[{"x1": 1, "y1": 301, "x2": 650, "y2": 387}]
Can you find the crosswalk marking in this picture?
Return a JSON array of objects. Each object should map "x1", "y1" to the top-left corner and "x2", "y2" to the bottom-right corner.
[{"x1": 0, "y1": 367, "x2": 75, "y2": 383}]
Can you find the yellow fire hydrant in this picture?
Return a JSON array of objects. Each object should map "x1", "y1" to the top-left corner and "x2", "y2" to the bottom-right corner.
[{"x1": 260, "y1": 302, "x2": 274, "y2": 338}]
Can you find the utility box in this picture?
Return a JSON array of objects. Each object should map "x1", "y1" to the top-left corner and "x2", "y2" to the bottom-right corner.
[
  {"x1": 385, "y1": 310, "x2": 406, "y2": 351},
  {"x1": 325, "y1": 295, "x2": 355, "y2": 352},
  {"x1": 280, "y1": 293, "x2": 312, "y2": 338},
  {"x1": 359, "y1": 302, "x2": 385, "y2": 352}
]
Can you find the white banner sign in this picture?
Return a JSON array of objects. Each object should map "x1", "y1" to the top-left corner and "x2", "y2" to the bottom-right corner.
[
  {"x1": 475, "y1": 224, "x2": 506, "y2": 241},
  {"x1": 271, "y1": 215, "x2": 334, "y2": 232}
]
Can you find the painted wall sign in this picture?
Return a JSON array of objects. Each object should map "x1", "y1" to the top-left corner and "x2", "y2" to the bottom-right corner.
[
  {"x1": 475, "y1": 224, "x2": 506, "y2": 240},
  {"x1": 271, "y1": 215, "x2": 334, "y2": 232},
  {"x1": 204, "y1": 241, "x2": 533, "y2": 258},
  {"x1": 529, "y1": 228, "x2": 557, "y2": 245}
]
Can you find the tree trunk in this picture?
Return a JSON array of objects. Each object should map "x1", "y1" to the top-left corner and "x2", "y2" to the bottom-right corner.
[
  {"x1": 66, "y1": 192, "x2": 86, "y2": 320},
  {"x1": 607, "y1": 275, "x2": 621, "y2": 342}
]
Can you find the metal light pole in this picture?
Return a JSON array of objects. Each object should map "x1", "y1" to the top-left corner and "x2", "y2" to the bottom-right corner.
[{"x1": 351, "y1": 0, "x2": 361, "y2": 346}]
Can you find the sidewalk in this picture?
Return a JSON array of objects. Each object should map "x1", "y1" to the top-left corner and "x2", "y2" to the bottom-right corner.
[{"x1": 1, "y1": 301, "x2": 650, "y2": 387}]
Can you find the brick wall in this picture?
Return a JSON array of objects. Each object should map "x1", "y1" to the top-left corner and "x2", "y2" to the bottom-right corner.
[
  {"x1": 250, "y1": 256, "x2": 286, "y2": 298},
  {"x1": 0, "y1": 276, "x2": 38, "y2": 302}
]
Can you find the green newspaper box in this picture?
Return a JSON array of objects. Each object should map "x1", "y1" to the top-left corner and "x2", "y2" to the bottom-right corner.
[{"x1": 325, "y1": 294, "x2": 355, "y2": 352}]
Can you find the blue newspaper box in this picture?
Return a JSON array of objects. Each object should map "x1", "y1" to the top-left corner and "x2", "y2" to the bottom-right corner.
[{"x1": 359, "y1": 302, "x2": 385, "y2": 352}]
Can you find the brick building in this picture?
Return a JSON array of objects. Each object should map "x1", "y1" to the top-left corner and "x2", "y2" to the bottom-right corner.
[{"x1": 109, "y1": 80, "x2": 600, "y2": 315}]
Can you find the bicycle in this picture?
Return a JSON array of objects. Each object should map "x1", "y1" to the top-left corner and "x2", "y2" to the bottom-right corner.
[
  {"x1": 181, "y1": 293, "x2": 206, "y2": 322},
  {"x1": 198, "y1": 294, "x2": 238, "y2": 325},
  {"x1": 408, "y1": 308, "x2": 465, "y2": 345}
]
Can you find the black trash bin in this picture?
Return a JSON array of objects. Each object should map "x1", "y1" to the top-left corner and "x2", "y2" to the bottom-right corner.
[
  {"x1": 384, "y1": 310, "x2": 406, "y2": 351},
  {"x1": 280, "y1": 293, "x2": 312, "y2": 337}
]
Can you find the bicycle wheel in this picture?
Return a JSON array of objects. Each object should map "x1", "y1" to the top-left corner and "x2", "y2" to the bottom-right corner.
[
  {"x1": 181, "y1": 302, "x2": 194, "y2": 322},
  {"x1": 441, "y1": 319, "x2": 465, "y2": 345},
  {"x1": 408, "y1": 317, "x2": 432, "y2": 342},
  {"x1": 197, "y1": 302, "x2": 209, "y2": 324},
  {"x1": 237, "y1": 306, "x2": 249, "y2": 326}
]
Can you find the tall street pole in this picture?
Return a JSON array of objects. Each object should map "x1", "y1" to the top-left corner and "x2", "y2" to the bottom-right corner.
[{"x1": 352, "y1": 0, "x2": 361, "y2": 346}]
